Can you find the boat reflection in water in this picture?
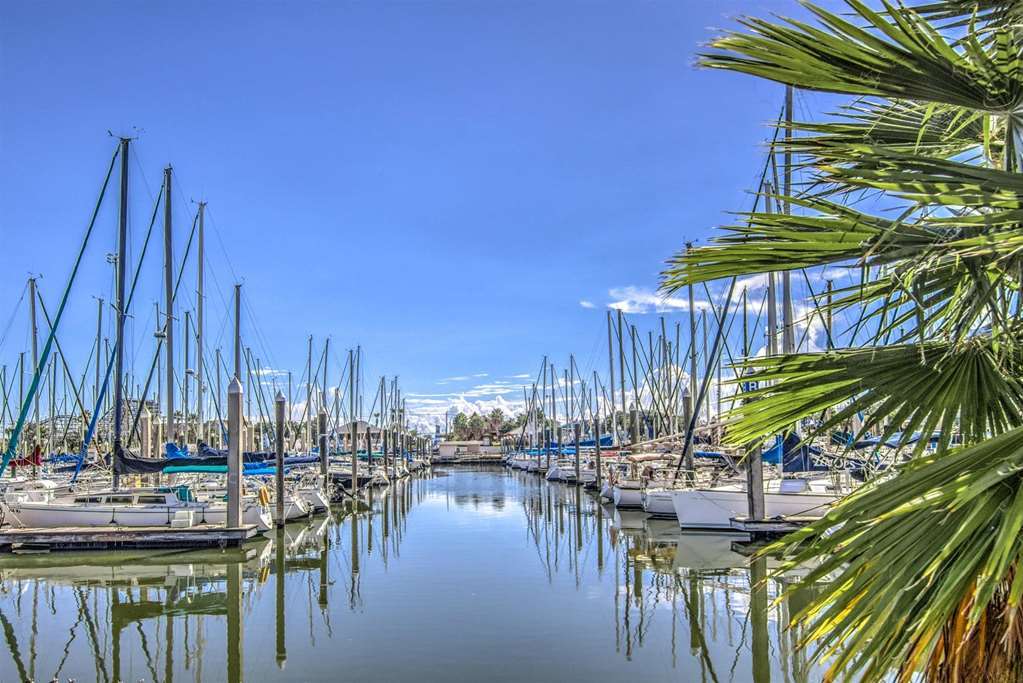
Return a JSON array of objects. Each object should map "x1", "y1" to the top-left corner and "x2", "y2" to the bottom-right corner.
[
  {"x1": 513, "y1": 469, "x2": 823, "y2": 683},
  {"x1": 1, "y1": 468, "x2": 822, "y2": 682}
]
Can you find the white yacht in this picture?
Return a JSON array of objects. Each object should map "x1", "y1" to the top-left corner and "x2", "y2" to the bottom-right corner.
[
  {"x1": 671, "y1": 476, "x2": 844, "y2": 530},
  {"x1": 3, "y1": 487, "x2": 273, "y2": 531}
]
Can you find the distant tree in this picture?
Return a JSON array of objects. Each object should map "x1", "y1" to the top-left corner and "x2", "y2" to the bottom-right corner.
[
  {"x1": 486, "y1": 409, "x2": 505, "y2": 433},
  {"x1": 467, "y1": 413, "x2": 485, "y2": 440},
  {"x1": 451, "y1": 412, "x2": 470, "y2": 440}
]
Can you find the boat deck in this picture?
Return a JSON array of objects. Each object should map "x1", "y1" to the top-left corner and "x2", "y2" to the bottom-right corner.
[{"x1": 0, "y1": 524, "x2": 259, "y2": 553}]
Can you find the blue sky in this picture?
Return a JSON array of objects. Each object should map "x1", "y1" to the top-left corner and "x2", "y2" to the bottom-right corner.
[{"x1": 1, "y1": 1, "x2": 842, "y2": 428}]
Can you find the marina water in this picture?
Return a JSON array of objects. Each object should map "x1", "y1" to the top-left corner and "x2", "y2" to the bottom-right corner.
[{"x1": 0, "y1": 467, "x2": 823, "y2": 682}]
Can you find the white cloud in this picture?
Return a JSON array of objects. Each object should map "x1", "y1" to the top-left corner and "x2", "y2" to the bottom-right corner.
[
  {"x1": 579, "y1": 300, "x2": 595, "y2": 309},
  {"x1": 404, "y1": 376, "x2": 537, "y2": 430},
  {"x1": 735, "y1": 273, "x2": 770, "y2": 294},
  {"x1": 437, "y1": 375, "x2": 470, "y2": 384},
  {"x1": 607, "y1": 285, "x2": 713, "y2": 315}
]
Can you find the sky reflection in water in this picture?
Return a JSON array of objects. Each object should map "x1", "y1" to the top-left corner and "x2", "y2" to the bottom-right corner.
[{"x1": 0, "y1": 467, "x2": 824, "y2": 682}]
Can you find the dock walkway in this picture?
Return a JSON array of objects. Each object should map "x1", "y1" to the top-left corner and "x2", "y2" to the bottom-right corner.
[{"x1": 0, "y1": 524, "x2": 258, "y2": 553}]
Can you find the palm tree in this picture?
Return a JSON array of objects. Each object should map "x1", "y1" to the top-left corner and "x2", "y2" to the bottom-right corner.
[{"x1": 661, "y1": 1, "x2": 1023, "y2": 680}]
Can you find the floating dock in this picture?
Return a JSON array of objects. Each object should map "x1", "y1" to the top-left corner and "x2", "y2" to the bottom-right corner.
[{"x1": 0, "y1": 524, "x2": 259, "y2": 553}]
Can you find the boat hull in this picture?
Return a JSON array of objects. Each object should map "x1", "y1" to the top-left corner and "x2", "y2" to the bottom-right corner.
[
  {"x1": 642, "y1": 489, "x2": 677, "y2": 518},
  {"x1": 671, "y1": 487, "x2": 837, "y2": 530}
]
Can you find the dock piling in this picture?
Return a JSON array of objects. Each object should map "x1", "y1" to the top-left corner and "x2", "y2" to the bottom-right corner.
[
  {"x1": 275, "y1": 391, "x2": 286, "y2": 527},
  {"x1": 227, "y1": 377, "x2": 243, "y2": 528}
]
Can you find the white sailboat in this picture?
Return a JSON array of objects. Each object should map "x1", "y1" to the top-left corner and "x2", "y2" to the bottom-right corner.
[
  {"x1": 2, "y1": 488, "x2": 273, "y2": 531},
  {"x1": 671, "y1": 476, "x2": 843, "y2": 530}
]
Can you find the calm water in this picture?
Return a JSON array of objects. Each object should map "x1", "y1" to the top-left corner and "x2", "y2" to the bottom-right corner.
[{"x1": 0, "y1": 467, "x2": 824, "y2": 682}]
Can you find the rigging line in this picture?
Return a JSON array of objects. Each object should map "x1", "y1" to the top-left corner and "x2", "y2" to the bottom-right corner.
[
  {"x1": 34, "y1": 288, "x2": 91, "y2": 426},
  {"x1": 202, "y1": 205, "x2": 240, "y2": 286},
  {"x1": 122, "y1": 209, "x2": 199, "y2": 449},
  {"x1": 1, "y1": 142, "x2": 119, "y2": 476},
  {"x1": 242, "y1": 295, "x2": 281, "y2": 377},
  {"x1": 0, "y1": 280, "x2": 28, "y2": 355}
]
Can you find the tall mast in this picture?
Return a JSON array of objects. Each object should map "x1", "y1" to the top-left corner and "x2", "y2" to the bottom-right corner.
[
  {"x1": 685, "y1": 243, "x2": 697, "y2": 473},
  {"x1": 605, "y1": 311, "x2": 617, "y2": 445},
  {"x1": 568, "y1": 355, "x2": 575, "y2": 424},
  {"x1": 216, "y1": 348, "x2": 223, "y2": 446},
  {"x1": 196, "y1": 201, "x2": 205, "y2": 445},
  {"x1": 765, "y1": 188, "x2": 779, "y2": 356},
  {"x1": 94, "y1": 297, "x2": 103, "y2": 410},
  {"x1": 781, "y1": 85, "x2": 795, "y2": 354},
  {"x1": 233, "y1": 284, "x2": 241, "y2": 380},
  {"x1": 349, "y1": 348, "x2": 357, "y2": 498},
  {"x1": 112, "y1": 137, "x2": 130, "y2": 486},
  {"x1": 550, "y1": 363, "x2": 557, "y2": 457},
  {"x1": 305, "y1": 335, "x2": 313, "y2": 449},
  {"x1": 163, "y1": 165, "x2": 175, "y2": 445},
  {"x1": 541, "y1": 356, "x2": 548, "y2": 467},
  {"x1": 630, "y1": 324, "x2": 638, "y2": 442},
  {"x1": 28, "y1": 277, "x2": 39, "y2": 464},
  {"x1": 322, "y1": 338, "x2": 330, "y2": 412},
  {"x1": 184, "y1": 310, "x2": 190, "y2": 444},
  {"x1": 616, "y1": 309, "x2": 627, "y2": 434}
]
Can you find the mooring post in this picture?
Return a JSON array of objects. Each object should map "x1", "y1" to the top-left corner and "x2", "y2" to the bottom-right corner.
[
  {"x1": 227, "y1": 561, "x2": 243, "y2": 681},
  {"x1": 275, "y1": 392, "x2": 286, "y2": 527},
  {"x1": 227, "y1": 377, "x2": 243, "y2": 528},
  {"x1": 746, "y1": 443, "x2": 766, "y2": 522},
  {"x1": 275, "y1": 524, "x2": 287, "y2": 667},
  {"x1": 318, "y1": 410, "x2": 328, "y2": 493},
  {"x1": 594, "y1": 409, "x2": 602, "y2": 489}
]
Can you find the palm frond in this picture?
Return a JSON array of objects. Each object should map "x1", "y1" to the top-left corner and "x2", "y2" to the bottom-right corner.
[
  {"x1": 722, "y1": 333, "x2": 1023, "y2": 453},
  {"x1": 701, "y1": 0, "x2": 1023, "y2": 114},
  {"x1": 661, "y1": 191, "x2": 1023, "y2": 292},
  {"x1": 782, "y1": 100, "x2": 996, "y2": 166},
  {"x1": 824, "y1": 151, "x2": 1023, "y2": 206},
  {"x1": 765, "y1": 426, "x2": 1023, "y2": 681}
]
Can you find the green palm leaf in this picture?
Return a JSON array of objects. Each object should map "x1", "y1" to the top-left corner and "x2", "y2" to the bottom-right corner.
[
  {"x1": 722, "y1": 333, "x2": 1023, "y2": 453},
  {"x1": 784, "y1": 100, "x2": 994, "y2": 165},
  {"x1": 701, "y1": 0, "x2": 1023, "y2": 114},
  {"x1": 765, "y1": 426, "x2": 1023, "y2": 681}
]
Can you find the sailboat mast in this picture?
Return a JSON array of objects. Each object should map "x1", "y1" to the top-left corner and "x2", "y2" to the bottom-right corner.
[
  {"x1": 685, "y1": 242, "x2": 697, "y2": 474},
  {"x1": 322, "y1": 338, "x2": 330, "y2": 412},
  {"x1": 112, "y1": 137, "x2": 130, "y2": 487},
  {"x1": 605, "y1": 311, "x2": 617, "y2": 446},
  {"x1": 28, "y1": 276, "x2": 39, "y2": 468},
  {"x1": 617, "y1": 309, "x2": 627, "y2": 440},
  {"x1": 232, "y1": 284, "x2": 241, "y2": 380},
  {"x1": 196, "y1": 201, "x2": 205, "y2": 445},
  {"x1": 781, "y1": 85, "x2": 795, "y2": 355},
  {"x1": 94, "y1": 298, "x2": 103, "y2": 409},
  {"x1": 765, "y1": 189, "x2": 779, "y2": 357},
  {"x1": 184, "y1": 310, "x2": 190, "y2": 444},
  {"x1": 306, "y1": 335, "x2": 313, "y2": 449},
  {"x1": 163, "y1": 165, "x2": 175, "y2": 445}
]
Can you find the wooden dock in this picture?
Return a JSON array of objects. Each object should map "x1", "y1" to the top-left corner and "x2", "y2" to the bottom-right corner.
[
  {"x1": 0, "y1": 524, "x2": 259, "y2": 553},
  {"x1": 432, "y1": 456, "x2": 505, "y2": 465}
]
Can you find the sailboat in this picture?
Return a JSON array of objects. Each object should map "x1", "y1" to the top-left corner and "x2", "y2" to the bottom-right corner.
[
  {"x1": 670, "y1": 474, "x2": 843, "y2": 530},
  {"x1": 3, "y1": 486, "x2": 272, "y2": 530}
]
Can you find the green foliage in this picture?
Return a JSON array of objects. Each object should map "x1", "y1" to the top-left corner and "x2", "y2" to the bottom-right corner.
[
  {"x1": 660, "y1": 0, "x2": 1023, "y2": 679},
  {"x1": 767, "y1": 426, "x2": 1023, "y2": 681}
]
